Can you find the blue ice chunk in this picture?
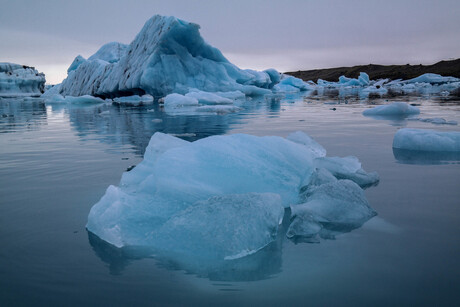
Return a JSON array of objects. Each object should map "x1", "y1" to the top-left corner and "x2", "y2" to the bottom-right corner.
[
  {"x1": 57, "y1": 15, "x2": 274, "y2": 98},
  {"x1": 87, "y1": 132, "x2": 379, "y2": 256},
  {"x1": 363, "y1": 102, "x2": 420, "y2": 117},
  {"x1": 289, "y1": 180, "x2": 376, "y2": 239},
  {"x1": 393, "y1": 128, "x2": 460, "y2": 152}
]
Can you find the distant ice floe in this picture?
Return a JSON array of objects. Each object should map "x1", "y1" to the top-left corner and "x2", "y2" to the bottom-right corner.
[
  {"x1": 87, "y1": 131, "x2": 379, "y2": 260},
  {"x1": 309, "y1": 72, "x2": 460, "y2": 99},
  {"x1": 393, "y1": 128, "x2": 460, "y2": 152},
  {"x1": 0, "y1": 63, "x2": 46, "y2": 97},
  {"x1": 363, "y1": 102, "x2": 420, "y2": 117}
]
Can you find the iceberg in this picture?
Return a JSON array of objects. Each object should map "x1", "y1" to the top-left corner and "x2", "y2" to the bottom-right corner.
[
  {"x1": 363, "y1": 102, "x2": 420, "y2": 117},
  {"x1": 87, "y1": 131, "x2": 379, "y2": 259},
  {"x1": 0, "y1": 63, "x2": 46, "y2": 97},
  {"x1": 57, "y1": 15, "x2": 276, "y2": 98},
  {"x1": 273, "y1": 75, "x2": 313, "y2": 93},
  {"x1": 393, "y1": 128, "x2": 460, "y2": 152}
]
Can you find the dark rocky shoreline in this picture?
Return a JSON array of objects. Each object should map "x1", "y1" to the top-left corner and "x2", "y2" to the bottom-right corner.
[{"x1": 286, "y1": 58, "x2": 460, "y2": 82}]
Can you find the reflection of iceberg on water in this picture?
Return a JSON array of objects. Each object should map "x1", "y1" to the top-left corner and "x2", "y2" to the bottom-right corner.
[{"x1": 87, "y1": 131, "x2": 379, "y2": 276}]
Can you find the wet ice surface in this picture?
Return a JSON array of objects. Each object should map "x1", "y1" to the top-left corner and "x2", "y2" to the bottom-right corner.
[{"x1": 1, "y1": 94, "x2": 460, "y2": 306}]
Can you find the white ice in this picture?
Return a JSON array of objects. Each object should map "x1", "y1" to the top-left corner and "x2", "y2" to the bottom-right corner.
[{"x1": 393, "y1": 128, "x2": 460, "y2": 152}]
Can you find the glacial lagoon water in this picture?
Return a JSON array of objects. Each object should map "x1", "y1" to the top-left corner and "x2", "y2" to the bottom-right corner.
[{"x1": 1, "y1": 94, "x2": 460, "y2": 306}]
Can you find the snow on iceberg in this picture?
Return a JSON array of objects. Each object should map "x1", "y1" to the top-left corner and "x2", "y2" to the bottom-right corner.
[
  {"x1": 0, "y1": 63, "x2": 46, "y2": 97},
  {"x1": 58, "y1": 15, "x2": 279, "y2": 98},
  {"x1": 363, "y1": 102, "x2": 420, "y2": 117},
  {"x1": 87, "y1": 131, "x2": 379, "y2": 259},
  {"x1": 393, "y1": 128, "x2": 460, "y2": 152}
]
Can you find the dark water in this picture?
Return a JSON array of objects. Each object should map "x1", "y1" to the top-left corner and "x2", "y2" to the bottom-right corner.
[{"x1": 1, "y1": 95, "x2": 460, "y2": 306}]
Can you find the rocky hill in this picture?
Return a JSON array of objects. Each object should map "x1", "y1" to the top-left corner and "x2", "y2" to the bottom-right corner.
[{"x1": 286, "y1": 59, "x2": 460, "y2": 82}]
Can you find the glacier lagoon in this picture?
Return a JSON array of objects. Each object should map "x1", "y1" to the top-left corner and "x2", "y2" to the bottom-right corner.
[{"x1": 1, "y1": 93, "x2": 460, "y2": 306}]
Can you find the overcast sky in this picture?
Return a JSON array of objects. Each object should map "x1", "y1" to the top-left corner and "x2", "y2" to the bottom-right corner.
[{"x1": 1, "y1": 0, "x2": 459, "y2": 84}]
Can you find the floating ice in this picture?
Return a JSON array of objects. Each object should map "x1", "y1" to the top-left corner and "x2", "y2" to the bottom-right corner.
[
  {"x1": 87, "y1": 132, "x2": 379, "y2": 259},
  {"x1": 163, "y1": 93, "x2": 200, "y2": 108},
  {"x1": 185, "y1": 90, "x2": 233, "y2": 105},
  {"x1": 44, "y1": 94, "x2": 106, "y2": 104},
  {"x1": 163, "y1": 92, "x2": 241, "y2": 114},
  {"x1": 314, "y1": 156, "x2": 380, "y2": 188},
  {"x1": 393, "y1": 128, "x2": 460, "y2": 152},
  {"x1": 273, "y1": 75, "x2": 313, "y2": 93},
  {"x1": 363, "y1": 102, "x2": 420, "y2": 117},
  {"x1": 0, "y1": 63, "x2": 45, "y2": 97},
  {"x1": 56, "y1": 15, "x2": 275, "y2": 98},
  {"x1": 113, "y1": 94, "x2": 154, "y2": 105}
]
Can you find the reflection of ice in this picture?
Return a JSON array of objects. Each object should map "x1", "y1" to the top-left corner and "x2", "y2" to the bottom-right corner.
[
  {"x1": 0, "y1": 98, "x2": 47, "y2": 133},
  {"x1": 393, "y1": 148, "x2": 460, "y2": 165},
  {"x1": 361, "y1": 217, "x2": 401, "y2": 234}
]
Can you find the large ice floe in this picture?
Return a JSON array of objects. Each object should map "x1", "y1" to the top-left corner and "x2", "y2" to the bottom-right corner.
[
  {"x1": 87, "y1": 131, "x2": 379, "y2": 260},
  {"x1": 0, "y1": 63, "x2": 46, "y2": 97}
]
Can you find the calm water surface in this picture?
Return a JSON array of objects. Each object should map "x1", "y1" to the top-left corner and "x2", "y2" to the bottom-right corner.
[{"x1": 1, "y1": 95, "x2": 459, "y2": 306}]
